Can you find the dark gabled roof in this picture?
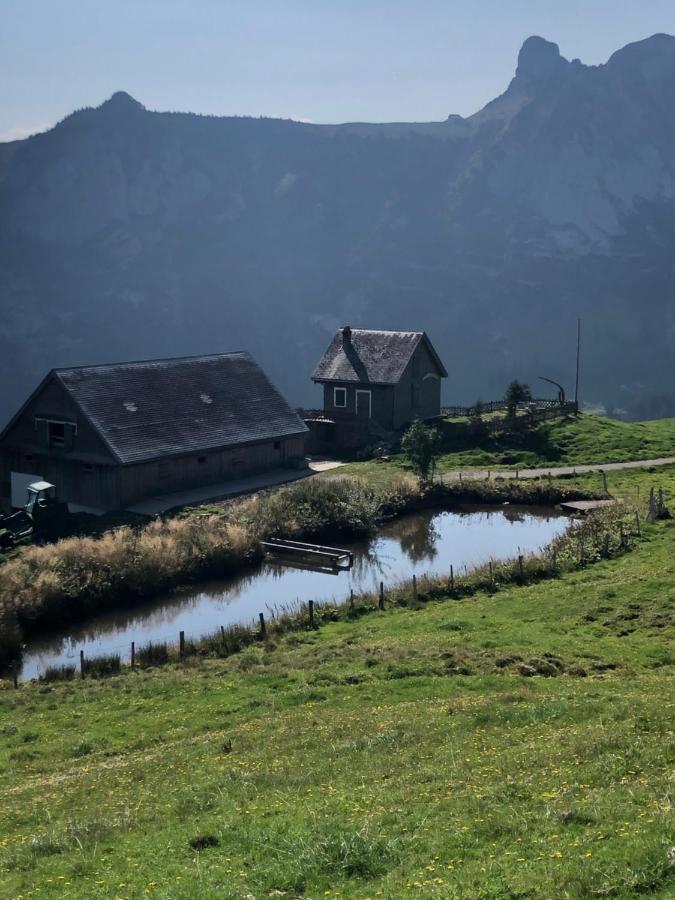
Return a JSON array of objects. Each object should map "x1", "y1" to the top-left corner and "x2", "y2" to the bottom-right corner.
[
  {"x1": 312, "y1": 328, "x2": 448, "y2": 385},
  {"x1": 47, "y1": 353, "x2": 307, "y2": 465}
]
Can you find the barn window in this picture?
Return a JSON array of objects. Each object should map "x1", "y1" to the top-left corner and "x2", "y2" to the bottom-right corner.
[
  {"x1": 334, "y1": 387, "x2": 347, "y2": 408},
  {"x1": 35, "y1": 418, "x2": 77, "y2": 450},
  {"x1": 49, "y1": 422, "x2": 66, "y2": 447}
]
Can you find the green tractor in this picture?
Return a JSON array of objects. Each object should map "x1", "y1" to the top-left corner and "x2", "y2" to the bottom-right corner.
[{"x1": 0, "y1": 482, "x2": 69, "y2": 550}]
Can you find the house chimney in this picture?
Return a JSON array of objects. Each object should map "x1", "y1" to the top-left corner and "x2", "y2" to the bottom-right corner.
[{"x1": 342, "y1": 325, "x2": 352, "y2": 346}]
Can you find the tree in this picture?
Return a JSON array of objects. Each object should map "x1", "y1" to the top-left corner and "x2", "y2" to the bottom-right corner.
[
  {"x1": 504, "y1": 380, "x2": 532, "y2": 418},
  {"x1": 401, "y1": 421, "x2": 442, "y2": 485}
]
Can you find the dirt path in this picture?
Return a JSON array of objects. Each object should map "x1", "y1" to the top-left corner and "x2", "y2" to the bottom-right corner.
[{"x1": 438, "y1": 456, "x2": 675, "y2": 483}]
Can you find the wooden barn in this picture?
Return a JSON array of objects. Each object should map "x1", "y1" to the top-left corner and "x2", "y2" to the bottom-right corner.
[
  {"x1": 0, "y1": 353, "x2": 308, "y2": 514},
  {"x1": 306, "y1": 326, "x2": 447, "y2": 450}
]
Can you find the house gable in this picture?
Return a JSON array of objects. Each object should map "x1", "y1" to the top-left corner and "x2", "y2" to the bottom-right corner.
[{"x1": 0, "y1": 374, "x2": 119, "y2": 464}]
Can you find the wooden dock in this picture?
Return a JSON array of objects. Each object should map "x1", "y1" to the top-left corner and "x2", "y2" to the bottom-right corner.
[
  {"x1": 261, "y1": 538, "x2": 354, "y2": 571},
  {"x1": 560, "y1": 498, "x2": 622, "y2": 515}
]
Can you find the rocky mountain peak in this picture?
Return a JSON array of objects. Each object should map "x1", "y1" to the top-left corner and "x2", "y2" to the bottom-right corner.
[{"x1": 514, "y1": 36, "x2": 572, "y2": 87}]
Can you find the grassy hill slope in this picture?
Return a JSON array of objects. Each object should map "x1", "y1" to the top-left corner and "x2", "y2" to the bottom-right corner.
[
  {"x1": 0, "y1": 467, "x2": 673, "y2": 899},
  {"x1": 340, "y1": 415, "x2": 675, "y2": 481}
]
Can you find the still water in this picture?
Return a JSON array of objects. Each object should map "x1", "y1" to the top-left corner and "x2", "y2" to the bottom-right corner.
[{"x1": 20, "y1": 506, "x2": 570, "y2": 680}]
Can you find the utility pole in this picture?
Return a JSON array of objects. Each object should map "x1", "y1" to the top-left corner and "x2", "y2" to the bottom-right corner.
[{"x1": 574, "y1": 318, "x2": 581, "y2": 411}]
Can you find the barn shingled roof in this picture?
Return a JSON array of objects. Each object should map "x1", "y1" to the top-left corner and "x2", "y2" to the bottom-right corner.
[
  {"x1": 312, "y1": 328, "x2": 447, "y2": 385},
  {"x1": 51, "y1": 353, "x2": 308, "y2": 465}
]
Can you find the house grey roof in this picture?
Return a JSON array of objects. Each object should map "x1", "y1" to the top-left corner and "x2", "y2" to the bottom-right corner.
[
  {"x1": 312, "y1": 328, "x2": 447, "y2": 384},
  {"x1": 52, "y1": 353, "x2": 308, "y2": 465}
]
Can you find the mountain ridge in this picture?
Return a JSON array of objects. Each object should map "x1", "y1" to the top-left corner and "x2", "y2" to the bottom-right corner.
[{"x1": 1, "y1": 34, "x2": 674, "y2": 424}]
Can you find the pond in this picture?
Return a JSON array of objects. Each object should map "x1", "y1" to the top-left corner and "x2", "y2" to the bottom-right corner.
[{"x1": 19, "y1": 505, "x2": 570, "y2": 680}]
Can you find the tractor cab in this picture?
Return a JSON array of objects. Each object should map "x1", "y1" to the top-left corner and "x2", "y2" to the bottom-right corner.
[
  {"x1": 24, "y1": 481, "x2": 68, "y2": 527},
  {"x1": 25, "y1": 481, "x2": 58, "y2": 518}
]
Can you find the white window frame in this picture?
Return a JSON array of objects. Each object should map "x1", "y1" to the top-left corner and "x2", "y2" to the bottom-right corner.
[
  {"x1": 355, "y1": 389, "x2": 372, "y2": 418},
  {"x1": 334, "y1": 387, "x2": 347, "y2": 408}
]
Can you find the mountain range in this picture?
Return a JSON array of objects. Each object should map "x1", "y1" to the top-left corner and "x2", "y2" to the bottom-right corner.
[{"x1": 1, "y1": 33, "x2": 675, "y2": 425}]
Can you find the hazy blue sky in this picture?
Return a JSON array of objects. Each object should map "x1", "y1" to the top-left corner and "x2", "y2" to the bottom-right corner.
[{"x1": 3, "y1": 0, "x2": 675, "y2": 140}]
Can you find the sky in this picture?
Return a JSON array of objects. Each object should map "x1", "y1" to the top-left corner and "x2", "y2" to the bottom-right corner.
[{"x1": 3, "y1": 0, "x2": 675, "y2": 141}]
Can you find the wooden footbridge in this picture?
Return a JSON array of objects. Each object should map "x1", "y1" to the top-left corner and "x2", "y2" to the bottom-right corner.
[{"x1": 261, "y1": 538, "x2": 354, "y2": 573}]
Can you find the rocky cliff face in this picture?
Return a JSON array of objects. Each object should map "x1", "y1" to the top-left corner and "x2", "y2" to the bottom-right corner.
[{"x1": 1, "y1": 35, "x2": 675, "y2": 424}]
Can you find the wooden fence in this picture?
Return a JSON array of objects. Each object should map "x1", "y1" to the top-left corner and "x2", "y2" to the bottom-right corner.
[{"x1": 441, "y1": 400, "x2": 577, "y2": 421}]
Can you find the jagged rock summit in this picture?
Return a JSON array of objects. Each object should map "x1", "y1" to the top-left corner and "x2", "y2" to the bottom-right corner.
[{"x1": 514, "y1": 35, "x2": 572, "y2": 85}]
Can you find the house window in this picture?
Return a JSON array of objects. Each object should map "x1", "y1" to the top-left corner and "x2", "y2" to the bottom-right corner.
[{"x1": 334, "y1": 387, "x2": 347, "y2": 408}]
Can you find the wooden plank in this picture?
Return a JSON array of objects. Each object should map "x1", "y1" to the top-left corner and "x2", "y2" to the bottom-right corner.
[{"x1": 560, "y1": 499, "x2": 622, "y2": 514}]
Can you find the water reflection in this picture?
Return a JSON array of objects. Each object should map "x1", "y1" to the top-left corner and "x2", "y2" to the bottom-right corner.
[{"x1": 20, "y1": 505, "x2": 569, "y2": 680}]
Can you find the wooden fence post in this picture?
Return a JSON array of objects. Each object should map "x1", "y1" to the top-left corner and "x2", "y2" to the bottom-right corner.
[
  {"x1": 259, "y1": 613, "x2": 266, "y2": 639},
  {"x1": 601, "y1": 470, "x2": 608, "y2": 495},
  {"x1": 379, "y1": 582, "x2": 385, "y2": 610},
  {"x1": 80, "y1": 650, "x2": 85, "y2": 680},
  {"x1": 220, "y1": 625, "x2": 226, "y2": 648},
  {"x1": 12, "y1": 665, "x2": 18, "y2": 689},
  {"x1": 179, "y1": 630, "x2": 185, "y2": 659},
  {"x1": 349, "y1": 589, "x2": 355, "y2": 610},
  {"x1": 412, "y1": 574, "x2": 418, "y2": 601},
  {"x1": 635, "y1": 510, "x2": 641, "y2": 536},
  {"x1": 551, "y1": 548, "x2": 557, "y2": 570},
  {"x1": 308, "y1": 599, "x2": 315, "y2": 627},
  {"x1": 488, "y1": 561, "x2": 494, "y2": 587},
  {"x1": 449, "y1": 564, "x2": 454, "y2": 591},
  {"x1": 518, "y1": 555, "x2": 524, "y2": 581},
  {"x1": 131, "y1": 641, "x2": 135, "y2": 670}
]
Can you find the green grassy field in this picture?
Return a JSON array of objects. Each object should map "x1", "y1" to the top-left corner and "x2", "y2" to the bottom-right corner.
[
  {"x1": 0, "y1": 466, "x2": 673, "y2": 899},
  {"x1": 338, "y1": 414, "x2": 675, "y2": 484}
]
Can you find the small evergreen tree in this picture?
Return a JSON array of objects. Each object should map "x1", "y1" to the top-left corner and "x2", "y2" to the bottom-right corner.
[
  {"x1": 504, "y1": 380, "x2": 532, "y2": 418},
  {"x1": 401, "y1": 421, "x2": 442, "y2": 484}
]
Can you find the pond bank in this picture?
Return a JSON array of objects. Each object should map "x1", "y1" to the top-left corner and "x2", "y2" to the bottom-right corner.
[{"x1": 0, "y1": 478, "x2": 602, "y2": 671}]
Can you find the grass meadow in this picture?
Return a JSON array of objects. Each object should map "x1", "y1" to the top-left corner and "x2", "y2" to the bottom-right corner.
[{"x1": 0, "y1": 465, "x2": 673, "y2": 898}]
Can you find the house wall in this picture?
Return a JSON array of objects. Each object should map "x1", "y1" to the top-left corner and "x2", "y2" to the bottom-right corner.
[
  {"x1": 322, "y1": 383, "x2": 396, "y2": 430},
  {"x1": 392, "y1": 342, "x2": 443, "y2": 429},
  {"x1": 117, "y1": 435, "x2": 307, "y2": 508}
]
